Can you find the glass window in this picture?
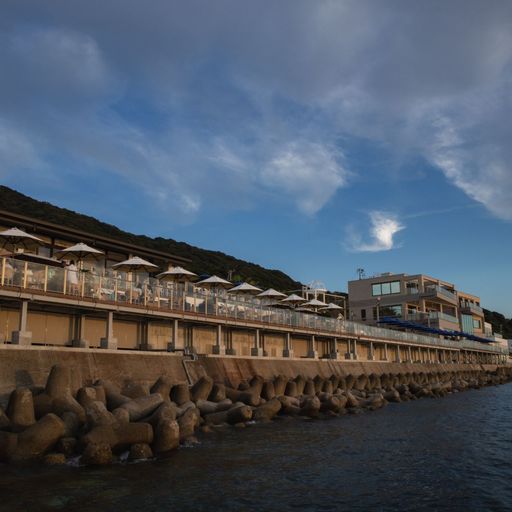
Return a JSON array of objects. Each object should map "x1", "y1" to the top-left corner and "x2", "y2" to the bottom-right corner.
[
  {"x1": 361, "y1": 309, "x2": 367, "y2": 320},
  {"x1": 473, "y1": 319, "x2": 481, "y2": 329},
  {"x1": 381, "y1": 282, "x2": 391, "y2": 295},
  {"x1": 371, "y1": 284, "x2": 381, "y2": 296},
  {"x1": 390, "y1": 281, "x2": 401, "y2": 294}
]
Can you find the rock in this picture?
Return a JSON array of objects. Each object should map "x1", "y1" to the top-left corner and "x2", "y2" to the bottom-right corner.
[
  {"x1": 62, "y1": 412, "x2": 81, "y2": 438},
  {"x1": 273, "y1": 375, "x2": 287, "y2": 396},
  {"x1": 86, "y1": 401, "x2": 116, "y2": 429},
  {"x1": 129, "y1": 443, "x2": 153, "y2": 461},
  {"x1": 77, "y1": 387, "x2": 98, "y2": 408},
  {"x1": 191, "y1": 376, "x2": 214, "y2": 402},
  {"x1": 13, "y1": 413, "x2": 65, "y2": 461},
  {"x1": 200, "y1": 425, "x2": 212, "y2": 433},
  {"x1": 150, "y1": 376, "x2": 173, "y2": 403},
  {"x1": 208, "y1": 383, "x2": 226, "y2": 402},
  {"x1": 152, "y1": 419, "x2": 180, "y2": 455},
  {"x1": 303, "y1": 380, "x2": 316, "y2": 396},
  {"x1": 170, "y1": 383, "x2": 190, "y2": 406},
  {"x1": 234, "y1": 422, "x2": 246, "y2": 428},
  {"x1": 176, "y1": 401, "x2": 196, "y2": 417},
  {"x1": 322, "y1": 380, "x2": 334, "y2": 394},
  {"x1": 238, "y1": 380, "x2": 250, "y2": 391},
  {"x1": 178, "y1": 408, "x2": 200, "y2": 441},
  {"x1": 51, "y1": 395, "x2": 86, "y2": 423},
  {"x1": 142, "y1": 403, "x2": 178, "y2": 427},
  {"x1": 355, "y1": 374, "x2": 368, "y2": 391},
  {"x1": 6, "y1": 388, "x2": 35, "y2": 432},
  {"x1": 205, "y1": 404, "x2": 253, "y2": 425},
  {"x1": 261, "y1": 381, "x2": 276, "y2": 401},
  {"x1": 99, "y1": 381, "x2": 131, "y2": 411},
  {"x1": 319, "y1": 395, "x2": 342, "y2": 413},
  {"x1": 293, "y1": 375, "x2": 306, "y2": 395},
  {"x1": 345, "y1": 375, "x2": 356, "y2": 390},
  {"x1": 284, "y1": 381, "x2": 298, "y2": 397},
  {"x1": 329, "y1": 375, "x2": 340, "y2": 390},
  {"x1": 44, "y1": 452, "x2": 66, "y2": 465},
  {"x1": 249, "y1": 376, "x2": 264, "y2": 396},
  {"x1": 112, "y1": 408, "x2": 130, "y2": 424},
  {"x1": 253, "y1": 398, "x2": 282, "y2": 422},
  {"x1": 33, "y1": 393, "x2": 53, "y2": 419},
  {"x1": 56, "y1": 437, "x2": 77, "y2": 456},
  {"x1": 300, "y1": 396, "x2": 321, "y2": 418},
  {"x1": 93, "y1": 385, "x2": 107, "y2": 405},
  {"x1": 81, "y1": 442, "x2": 112, "y2": 465},
  {"x1": 119, "y1": 394, "x2": 164, "y2": 422},
  {"x1": 83, "y1": 422, "x2": 153, "y2": 451},
  {"x1": 345, "y1": 392, "x2": 360, "y2": 408},
  {"x1": 383, "y1": 390, "x2": 401, "y2": 403},
  {"x1": 225, "y1": 388, "x2": 260, "y2": 407},
  {"x1": 313, "y1": 376, "x2": 324, "y2": 393},
  {"x1": 121, "y1": 380, "x2": 149, "y2": 399},
  {"x1": 196, "y1": 399, "x2": 232, "y2": 416},
  {"x1": 45, "y1": 365, "x2": 71, "y2": 398}
]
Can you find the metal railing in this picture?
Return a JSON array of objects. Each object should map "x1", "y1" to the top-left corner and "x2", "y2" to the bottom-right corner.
[{"x1": 0, "y1": 257, "x2": 506, "y2": 355}]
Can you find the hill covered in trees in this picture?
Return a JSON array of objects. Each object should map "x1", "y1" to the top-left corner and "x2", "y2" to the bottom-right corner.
[
  {"x1": 484, "y1": 309, "x2": 512, "y2": 340},
  {"x1": 0, "y1": 186, "x2": 302, "y2": 291}
]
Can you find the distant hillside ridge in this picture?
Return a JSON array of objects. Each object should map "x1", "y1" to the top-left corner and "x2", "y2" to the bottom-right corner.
[{"x1": 0, "y1": 185, "x2": 302, "y2": 291}]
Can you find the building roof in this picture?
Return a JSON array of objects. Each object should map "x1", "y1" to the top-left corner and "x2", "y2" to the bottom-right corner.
[{"x1": 0, "y1": 209, "x2": 190, "y2": 266}]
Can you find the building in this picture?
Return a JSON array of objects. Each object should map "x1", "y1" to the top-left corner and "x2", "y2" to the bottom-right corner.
[
  {"x1": 0, "y1": 211, "x2": 506, "y2": 363},
  {"x1": 348, "y1": 272, "x2": 487, "y2": 336}
]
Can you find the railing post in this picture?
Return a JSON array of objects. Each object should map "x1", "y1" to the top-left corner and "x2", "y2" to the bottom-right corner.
[
  {"x1": 143, "y1": 283, "x2": 147, "y2": 306},
  {"x1": 1, "y1": 257, "x2": 5, "y2": 286},
  {"x1": 63, "y1": 268, "x2": 67, "y2": 294},
  {"x1": 43, "y1": 265, "x2": 48, "y2": 292},
  {"x1": 23, "y1": 261, "x2": 28, "y2": 288}
]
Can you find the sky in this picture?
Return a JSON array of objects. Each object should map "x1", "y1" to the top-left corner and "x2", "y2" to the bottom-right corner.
[{"x1": 1, "y1": 1, "x2": 511, "y2": 315}]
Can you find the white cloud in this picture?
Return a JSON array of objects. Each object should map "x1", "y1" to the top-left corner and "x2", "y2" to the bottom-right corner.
[
  {"x1": 261, "y1": 142, "x2": 348, "y2": 214},
  {"x1": 346, "y1": 211, "x2": 405, "y2": 253}
]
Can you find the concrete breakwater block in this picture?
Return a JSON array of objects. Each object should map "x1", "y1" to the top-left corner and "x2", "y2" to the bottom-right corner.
[{"x1": 0, "y1": 361, "x2": 510, "y2": 468}]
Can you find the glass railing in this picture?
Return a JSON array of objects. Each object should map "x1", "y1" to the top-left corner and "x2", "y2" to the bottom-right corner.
[
  {"x1": 0, "y1": 257, "x2": 505, "y2": 355},
  {"x1": 423, "y1": 285, "x2": 457, "y2": 301},
  {"x1": 460, "y1": 302, "x2": 484, "y2": 315}
]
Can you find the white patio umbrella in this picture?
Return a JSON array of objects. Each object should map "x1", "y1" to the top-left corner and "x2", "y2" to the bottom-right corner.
[
  {"x1": 319, "y1": 302, "x2": 343, "y2": 311},
  {"x1": 302, "y1": 298, "x2": 328, "y2": 308},
  {"x1": 281, "y1": 293, "x2": 307, "y2": 306},
  {"x1": 196, "y1": 275, "x2": 232, "y2": 288},
  {"x1": 56, "y1": 243, "x2": 104, "y2": 264},
  {"x1": 156, "y1": 266, "x2": 197, "y2": 282},
  {"x1": 0, "y1": 227, "x2": 44, "y2": 253},
  {"x1": 256, "y1": 288, "x2": 287, "y2": 299},
  {"x1": 112, "y1": 256, "x2": 159, "y2": 273},
  {"x1": 228, "y1": 282, "x2": 262, "y2": 294}
]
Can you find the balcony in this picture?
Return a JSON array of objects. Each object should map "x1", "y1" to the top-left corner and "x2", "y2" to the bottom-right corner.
[
  {"x1": 460, "y1": 302, "x2": 483, "y2": 316},
  {"x1": 421, "y1": 285, "x2": 458, "y2": 305},
  {"x1": 406, "y1": 311, "x2": 459, "y2": 326}
]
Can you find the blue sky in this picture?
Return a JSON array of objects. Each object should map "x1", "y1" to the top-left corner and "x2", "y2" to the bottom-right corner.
[{"x1": 1, "y1": 1, "x2": 511, "y2": 315}]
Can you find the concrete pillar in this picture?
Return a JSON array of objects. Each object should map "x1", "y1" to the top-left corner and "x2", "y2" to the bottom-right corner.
[
  {"x1": 11, "y1": 299, "x2": 32, "y2": 345},
  {"x1": 212, "y1": 324, "x2": 226, "y2": 355},
  {"x1": 307, "y1": 335, "x2": 319, "y2": 359},
  {"x1": 329, "y1": 337, "x2": 341, "y2": 360},
  {"x1": 367, "y1": 341, "x2": 375, "y2": 361},
  {"x1": 251, "y1": 329, "x2": 264, "y2": 357},
  {"x1": 395, "y1": 344, "x2": 401, "y2": 363},
  {"x1": 383, "y1": 343, "x2": 388, "y2": 361},
  {"x1": 283, "y1": 332, "x2": 294, "y2": 358},
  {"x1": 353, "y1": 339, "x2": 358, "y2": 360},
  {"x1": 72, "y1": 314, "x2": 89, "y2": 348},
  {"x1": 139, "y1": 322, "x2": 152, "y2": 351},
  {"x1": 167, "y1": 319, "x2": 182, "y2": 351},
  {"x1": 407, "y1": 346, "x2": 412, "y2": 363},
  {"x1": 226, "y1": 328, "x2": 236, "y2": 355},
  {"x1": 100, "y1": 311, "x2": 117, "y2": 349},
  {"x1": 345, "y1": 339, "x2": 353, "y2": 360}
]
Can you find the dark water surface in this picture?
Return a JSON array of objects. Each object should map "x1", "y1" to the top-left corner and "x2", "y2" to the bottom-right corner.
[{"x1": 2, "y1": 384, "x2": 512, "y2": 512}]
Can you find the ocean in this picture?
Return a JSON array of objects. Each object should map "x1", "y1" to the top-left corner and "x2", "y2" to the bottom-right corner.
[{"x1": 2, "y1": 383, "x2": 512, "y2": 511}]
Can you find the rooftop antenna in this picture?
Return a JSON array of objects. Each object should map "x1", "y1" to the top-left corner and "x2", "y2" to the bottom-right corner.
[{"x1": 357, "y1": 268, "x2": 365, "y2": 280}]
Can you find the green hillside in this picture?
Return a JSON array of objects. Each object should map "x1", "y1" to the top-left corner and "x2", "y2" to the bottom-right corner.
[{"x1": 0, "y1": 186, "x2": 302, "y2": 291}]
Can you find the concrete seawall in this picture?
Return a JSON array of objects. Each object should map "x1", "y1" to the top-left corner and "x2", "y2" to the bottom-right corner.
[{"x1": 0, "y1": 345, "x2": 500, "y2": 407}]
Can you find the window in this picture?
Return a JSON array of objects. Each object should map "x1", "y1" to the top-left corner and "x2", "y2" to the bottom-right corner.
[
  {"x1": 473, "y1": 319, "x2": 481, "y2": 329},
  {"x1": 361, "y1": 309, "x2": 367, "y2": 321},
  {"x1": 374, "y1": 304, "x2": 402, "y2": 320},
  {"x1": 371, "y1": 281, "x2": 401, "y2": 296}
]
